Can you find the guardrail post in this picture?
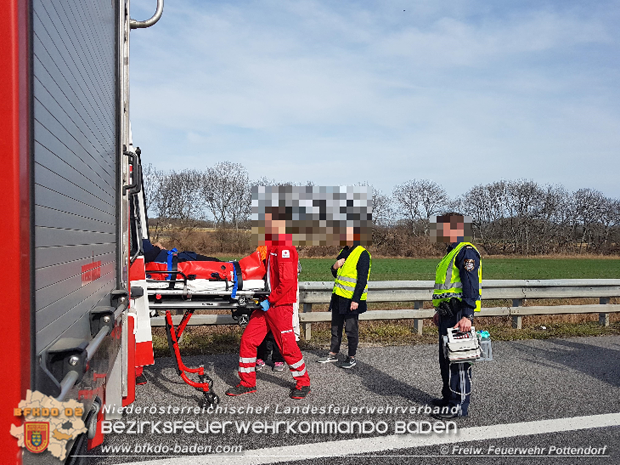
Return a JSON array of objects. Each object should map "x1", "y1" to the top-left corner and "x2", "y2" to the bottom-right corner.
[
  {"x1": 599, "y1": 297, "x2": 610, "y2": 327},
  {"x1": 512, "y1": 299, "x2": 522, "y2": 329},
  {"x1": 413, "y1": 301, "x2": 423, "y2": 335},
  {"x1": 303, "y1": 303, "x2": 313, "y2": 340}
]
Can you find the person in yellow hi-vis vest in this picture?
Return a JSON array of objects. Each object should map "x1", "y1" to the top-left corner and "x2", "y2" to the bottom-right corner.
[
  {"x1": 430, "y1": 213, "x2": 481, "y2": 419},
  {"x1": 317, "y1": 227, "x2": 371, "y2": 369}
]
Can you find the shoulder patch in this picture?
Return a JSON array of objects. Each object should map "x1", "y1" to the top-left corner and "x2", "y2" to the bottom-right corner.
[
  {"x1": 464, "y1": 259, "x2": 475, "y2": 271},
  {"x1": 281, "y1": 249, "x2": 290, "y2": 258}
]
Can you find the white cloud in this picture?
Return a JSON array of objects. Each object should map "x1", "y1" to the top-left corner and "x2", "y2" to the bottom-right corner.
[{"x1": 128, "y1": 0, "x2": 620, "y2": 199}]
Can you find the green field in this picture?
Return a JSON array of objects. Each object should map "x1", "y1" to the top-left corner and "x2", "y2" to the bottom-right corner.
[{"x1": 298, "y1": 258, "x2": 620, "y2": 281}]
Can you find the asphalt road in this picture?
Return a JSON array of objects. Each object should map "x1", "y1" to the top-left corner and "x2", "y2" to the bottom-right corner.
[{"x1": 84, "y1": 335, "x2": 620, "y2": 465}]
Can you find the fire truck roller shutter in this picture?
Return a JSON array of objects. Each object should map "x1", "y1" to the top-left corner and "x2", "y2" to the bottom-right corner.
[{"x1": 32, "y1": 0, "x2": 119, "y2": 398}]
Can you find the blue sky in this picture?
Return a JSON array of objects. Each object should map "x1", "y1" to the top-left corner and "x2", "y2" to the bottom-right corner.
[{"x1": 129, "y1": 0, "x2": 620, "y2": 199}]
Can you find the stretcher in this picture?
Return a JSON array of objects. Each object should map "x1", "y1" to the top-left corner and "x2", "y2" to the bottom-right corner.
[{"x1": 145, "y1": 250, "x2": 269, "y2": 405}]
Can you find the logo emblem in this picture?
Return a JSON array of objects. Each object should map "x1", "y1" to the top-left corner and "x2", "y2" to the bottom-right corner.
[
  {"x1": 281, "y1": 250, "x2": 290, "y2": 258},
  {"x1": 11, "y1": 390, "x2": 87, "y2": 461},
  {"x1": 25, "y1": 422, "x2": 49, "y2": 453},
  {"x1": 464, "y1": 259, "x2": 475, "y2": 272}
]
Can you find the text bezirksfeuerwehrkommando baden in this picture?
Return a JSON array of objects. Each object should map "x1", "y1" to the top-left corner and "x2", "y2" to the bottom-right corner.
[{"x1": 101, "y1": 403, "x2": 458, "y2": 436}]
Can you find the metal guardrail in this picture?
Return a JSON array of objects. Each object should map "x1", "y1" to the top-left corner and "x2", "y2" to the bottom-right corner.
[{"x1": 151, "y1": 279, "x2": 620, "y2": 340}]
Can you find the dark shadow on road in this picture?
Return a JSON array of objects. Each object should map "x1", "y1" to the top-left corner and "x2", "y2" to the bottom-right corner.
[
  {"x1": 303, "y1": 348, "x2": 436, "y2": 405},
  {"x1": 511, "y1": 338, "x2": 620, "y2": 388},
  {"x1": 143, "y1": 352, "x2": 301, "y2": 405},
  {"x1": 146, "y1": 345, "x2": 439, "y2": 406},
  {"x1": 139, "y1": 356, "x2": 209, "y2": 406}
]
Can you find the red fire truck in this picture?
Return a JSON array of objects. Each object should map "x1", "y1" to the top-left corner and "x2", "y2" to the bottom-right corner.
[{"x1": 1, "y1": 1, "x2": 166, "y2": 463}]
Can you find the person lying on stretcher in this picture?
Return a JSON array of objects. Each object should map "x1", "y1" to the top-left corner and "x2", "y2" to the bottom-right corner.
[
  {"x1": 142, "y1": 238, "x2": 221, "y2": 263},
  {"x1": 143, "y1": 238, "x2": 266, "y2": 282}
]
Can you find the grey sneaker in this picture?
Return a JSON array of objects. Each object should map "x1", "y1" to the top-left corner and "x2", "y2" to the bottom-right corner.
[
  {"x1": 225, "y1": 384, "x2": 257, "y2": 396},
  {"x1": 317, "y1": 353, "x2": 338, "y2": 364},
  {"x1": 290, "y1": 385, "x2": 311, "y2": 399},
  {"x1": 339, "y1": 356, "x2": 356, "y2": 369},
  {"x1": 273, "y1": 362, "x2": 285, "y2": 372}
]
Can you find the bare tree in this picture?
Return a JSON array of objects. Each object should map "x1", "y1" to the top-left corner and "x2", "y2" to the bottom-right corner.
[
  {"x1": 371, "y1": 188, "x2": 393, "y2": 227},
  {"x1": 252, "y1": 176, "x2": 278, "y2": 188},
  {"x1": 602, "y1": 199, "x2": 620, "y2": 253},
  {"x1": 534, "y1": 184, "x2": 572, "y2": 254},
  {"x1": 505, "y1": 180, "x2": 544, "y2": 254},
  {"x1": 140, "y1": 160, "x2": 620, "y2": 256},
  {"x1": 147, "y1": 169, "x2": 203, "y2": 241},
  {"x1": 573, "y1": 188, "x2": 608, "y2": 253},
  {"x1": 458, "y1": 181, "x2": 504, "y2": 252},
  {"x1": 571, "y1": 190, "x2": 620, "y2": 253},
  {"x1": 457, "y1": 181, "x2": 620, "y2": 255},
  {"x1": 393, "y1": 179, "x2": 448, "y2": 234},
  {"x1": 158, "y1": 169, "x2": 202, "y2": 221},
  {"x1": 201, "y1": 161, "x2": 251, "y2": 229},
  {"x1": 141, "y1": 163, "x2": 161, "y2": 218}
]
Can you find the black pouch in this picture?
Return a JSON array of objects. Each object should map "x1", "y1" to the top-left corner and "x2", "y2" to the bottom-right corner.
[
  {"x1": 448, "y1": 298, "x2": 462, "y2": 315},
  {"x1": 437, "y1": 298, "x2": 462, "y2": 319},
  {"x1": 436, "y1": 301, "x2": 454, "y2": 318}
]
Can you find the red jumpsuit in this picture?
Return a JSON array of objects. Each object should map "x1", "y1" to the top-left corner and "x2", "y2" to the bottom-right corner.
[{"x1": 237, "y1": 244, "x2": 310, "y2": 388}]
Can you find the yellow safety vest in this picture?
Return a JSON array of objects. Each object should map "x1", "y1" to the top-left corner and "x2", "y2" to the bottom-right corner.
[
  {"x1": 432, "y1": 242, "x2": 482, "y2": 312},
  {"x1": 333, "y1": 246, "x2": 372, "y2": 301}
]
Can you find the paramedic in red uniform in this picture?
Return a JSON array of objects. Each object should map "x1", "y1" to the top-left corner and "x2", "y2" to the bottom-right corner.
[{"x1": 226, "y1": 207, "x2": 311, "y2": 399}]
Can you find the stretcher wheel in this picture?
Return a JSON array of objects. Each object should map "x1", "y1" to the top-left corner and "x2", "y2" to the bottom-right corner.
[
  {"x1": 203, "y1": 392, "x2": 219, "y2": 405},
  {"x1": 199, "y1": 374, "x2": 213, "y2": 389},
  {"x1": 238, "y1": 314, "x2": 250, "y2": 327}
]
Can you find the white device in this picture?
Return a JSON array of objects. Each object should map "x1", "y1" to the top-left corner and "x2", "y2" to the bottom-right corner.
[{"x1": 443, "y1": 326, "x2": 482, "y2": 363}]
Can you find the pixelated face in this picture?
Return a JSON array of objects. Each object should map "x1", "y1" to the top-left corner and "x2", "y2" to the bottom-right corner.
[
  {"x1": 252, "y1": 186, "x2": 373, "y2": 247},
  {"x1": 265, "y1": 213, "x2": 286, "y2": 237},
  {"x1": 430, "y1": 215, "x2": 473, "y2": 243},
  {"x1": 345, "y1": 226, "x2": 355, "y2": 245}
]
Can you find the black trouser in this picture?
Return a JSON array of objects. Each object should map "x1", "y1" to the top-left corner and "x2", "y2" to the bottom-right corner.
[
  {"x1": 329, "y1": 312, "x2": 359, "y2": 357},
  {"x1": 257, "y1": 331, "x2": 284, "y2": 363},
  {"x1": 438, "y1": 313, "x2": 472, "y2": 416}
]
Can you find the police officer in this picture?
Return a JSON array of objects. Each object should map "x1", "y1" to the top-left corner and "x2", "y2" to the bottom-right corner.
[
  {"x1": 430, "y1": 213, "x2": 481, "y2": 419},
  {"x1": 317, "y1": 226, "x2": 371, "y2": 369}
]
